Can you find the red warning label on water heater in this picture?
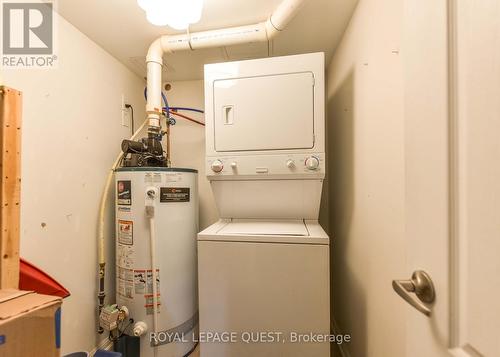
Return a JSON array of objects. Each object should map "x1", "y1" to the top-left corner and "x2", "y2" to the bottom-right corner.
[
  {"x1": 118, "y1": 220, "x2": 133, "y2": 245},
  {"x1": 160, "y1": 187, "x2": 190, "y2": 202},
  {"x1": 144, "y1": 294, "x2": 161, "y2": 315}
]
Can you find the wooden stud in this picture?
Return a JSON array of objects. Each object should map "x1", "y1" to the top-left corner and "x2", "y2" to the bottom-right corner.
[{"x1": 0, "y1": 86, "x2": 22, "y2": 289}]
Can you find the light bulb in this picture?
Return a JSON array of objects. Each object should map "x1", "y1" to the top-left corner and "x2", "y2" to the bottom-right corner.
[
  {"x1": 138, "y1": 0, "x2": 204, "y2": 29},
  {"x1": 187, "y1": 0, "x2": 204, "y2": 23},
  {"x1": 137, "y1": 0, "x2": 152, "y2": 11},
  {"x1": 146, "y1": 9, "x2": 168, "y2": 27},
  {"x1": 167, "y1": 19, "x2": 190, "y2": 30}
]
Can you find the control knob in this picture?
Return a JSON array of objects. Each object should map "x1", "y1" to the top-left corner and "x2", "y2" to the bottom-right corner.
[
  {"x1": 211, "y1": 160, "x2": 224, "y2": 173},
  {"x1": 305, "y1": 156, "x2": 320, "y2": 170}
]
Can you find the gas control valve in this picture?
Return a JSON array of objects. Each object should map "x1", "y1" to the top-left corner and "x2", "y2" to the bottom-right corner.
[{"x1": 99, "y1": 304, "x2": 129, "y2": 332}]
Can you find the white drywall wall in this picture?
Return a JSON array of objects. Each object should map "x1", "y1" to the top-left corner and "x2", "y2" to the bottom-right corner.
[
  {"x1": 163, "y1": 80, "x2": 219, "y2": 230},
  {"x1": 326, "y1": 0, "x2": 408, "y2": 356},
  {"x1": 2, "y1": 14, "x2": 146, "y2": 354}
]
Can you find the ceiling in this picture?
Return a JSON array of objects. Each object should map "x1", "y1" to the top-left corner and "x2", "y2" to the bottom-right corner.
[{"x1": 57, "y1": 0, "x2": 358, "y2": 81}]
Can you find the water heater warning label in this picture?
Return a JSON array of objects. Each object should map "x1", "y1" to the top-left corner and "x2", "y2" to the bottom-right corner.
[
  {"x1": 144, "y1": 294, "x2": 161, "y2": 315},
  {"x1": 118, "y1": 279, "x2": 134, "y2": 299},
  {"x1": 118, "y1": 220, "x2": 133, "y2": 245},
  {"x1": 134, "y1": 269, "x2": 160, "y2": 295},
  {"x1": 117, "y1": 180, "x2": 132, "y2": 205},
  {"x1": 117, "y1": 267, "x2": 134, "y2": 300},
  {"x1": 117, "y1": 245, "x2": 134, "y2": 269},
  {"x1": 160, "y1": 187, "x2": 190, "y2": 202}
]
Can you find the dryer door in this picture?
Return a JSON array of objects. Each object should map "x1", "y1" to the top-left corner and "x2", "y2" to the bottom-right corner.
[{"x1": 213, "y1": 72, "x2": 315, "y2": 152}]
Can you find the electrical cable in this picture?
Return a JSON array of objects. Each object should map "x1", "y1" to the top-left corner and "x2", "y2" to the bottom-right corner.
[
  {"x1": 125, "y1": 104, "x2": 134, "y2": 135},
  {"x1": 118, "y1": 318, "x2": 134, "y2": 338}
]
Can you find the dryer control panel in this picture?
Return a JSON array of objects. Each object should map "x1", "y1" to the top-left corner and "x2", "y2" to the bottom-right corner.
[{"x1": 206, "y1": 153, "x2": 325, "y2": 179}]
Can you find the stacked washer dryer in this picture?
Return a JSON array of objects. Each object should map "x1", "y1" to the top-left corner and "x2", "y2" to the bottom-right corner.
[{"x1": 198, "y1": 52, "x2": 330, "y2": 356}]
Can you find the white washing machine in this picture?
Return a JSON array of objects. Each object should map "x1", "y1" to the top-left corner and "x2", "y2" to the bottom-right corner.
[
  {"x1": 198, "y1": 219, "x2": 329, "y2": 356},
  {"x1": 198, "y1": 52, "x2": 330, "y2": 356}
]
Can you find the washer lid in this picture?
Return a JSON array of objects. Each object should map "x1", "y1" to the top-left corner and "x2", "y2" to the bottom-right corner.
[{"x1": 216, "y1": 219, "x2": 309, "y2": 236}]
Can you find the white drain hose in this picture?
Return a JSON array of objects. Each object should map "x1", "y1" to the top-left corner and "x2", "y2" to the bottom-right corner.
[
  {"x1": 97, "y1": 119, "x2": 148, "y2": 331},
  {"x1": 146, "y1": 188, "x2": 159, "y2": 356}
]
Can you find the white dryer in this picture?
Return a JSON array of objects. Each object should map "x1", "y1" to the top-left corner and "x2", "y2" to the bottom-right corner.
[{"x1": 198, "y1": 52, "x2": 330, "y2": 357}]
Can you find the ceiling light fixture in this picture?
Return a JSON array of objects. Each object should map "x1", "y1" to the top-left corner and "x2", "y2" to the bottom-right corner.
[{"x1": 137, "y1": 0, "x2": 204, "y2": 30}]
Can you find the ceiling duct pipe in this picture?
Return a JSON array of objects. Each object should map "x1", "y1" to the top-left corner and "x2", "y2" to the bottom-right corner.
[{"x1": 145, "y1": 0, "x2": 305, "y2": 132}]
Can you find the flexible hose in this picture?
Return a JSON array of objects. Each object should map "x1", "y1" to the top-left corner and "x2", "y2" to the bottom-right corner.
[
  {"x1": 97, "y1": 118, "x2": 148, "y2": 333},
  {"x1": 144, "y1": 87, "x2": 170, "y2": 113},
  {"x1": 143, "y1": 87, "x2": 204, "y2": 116},
  {"x1": 170, "y1": 107, "x2": 204, "y2": 114},
  {"x1": 164, "y1": 109, "x2": 205, "y2": 126}
]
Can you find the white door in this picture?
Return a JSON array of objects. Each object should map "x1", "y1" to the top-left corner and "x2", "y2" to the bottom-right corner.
[
  {"x1": 450, "y1": 0, "x2": 500, "y2": 355},
  {"x1": 402, "y1": 1, "x2": 451, "y2": 356},
  {"x1": 399, "y1": 1, "x2": 500, "y2": 356}
]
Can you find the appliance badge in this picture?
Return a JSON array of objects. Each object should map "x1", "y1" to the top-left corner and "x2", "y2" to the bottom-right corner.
[{"x1": 160, "y1": 187, "x2": 190, "y2": 202}]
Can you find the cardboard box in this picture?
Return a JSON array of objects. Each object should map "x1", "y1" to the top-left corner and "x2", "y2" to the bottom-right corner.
[{"x1": 0, "y1": 290, "x2": 62, "y2": 357}]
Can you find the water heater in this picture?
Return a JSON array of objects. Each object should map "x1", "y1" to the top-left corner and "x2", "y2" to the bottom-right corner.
[{"x1": 115, "y1": 167, "x2": 199, "y2": 357}]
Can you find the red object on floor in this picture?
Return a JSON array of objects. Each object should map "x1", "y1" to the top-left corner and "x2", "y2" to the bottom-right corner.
[{"x1": 19, "y1": 258, "x2": 70, "y2": 298}]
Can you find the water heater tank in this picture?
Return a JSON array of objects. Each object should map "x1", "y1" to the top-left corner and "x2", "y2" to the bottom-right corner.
[{"x1": 115, "y1": 167, "x2": 199, "y2": 357}]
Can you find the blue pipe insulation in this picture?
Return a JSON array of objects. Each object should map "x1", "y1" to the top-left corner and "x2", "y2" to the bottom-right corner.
[
  {"x1": 161, "y1": 92, "x2": 169, "y2": 111},
  {"x1": 143, "y1": 87, "x2": 170, "y2": 112},
  {"x1": 143, "y1": 87, "x2": 204, "y2": 114},
  {"x1": 169, "y1": 107, "x2": 204, "y2": 114}
]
